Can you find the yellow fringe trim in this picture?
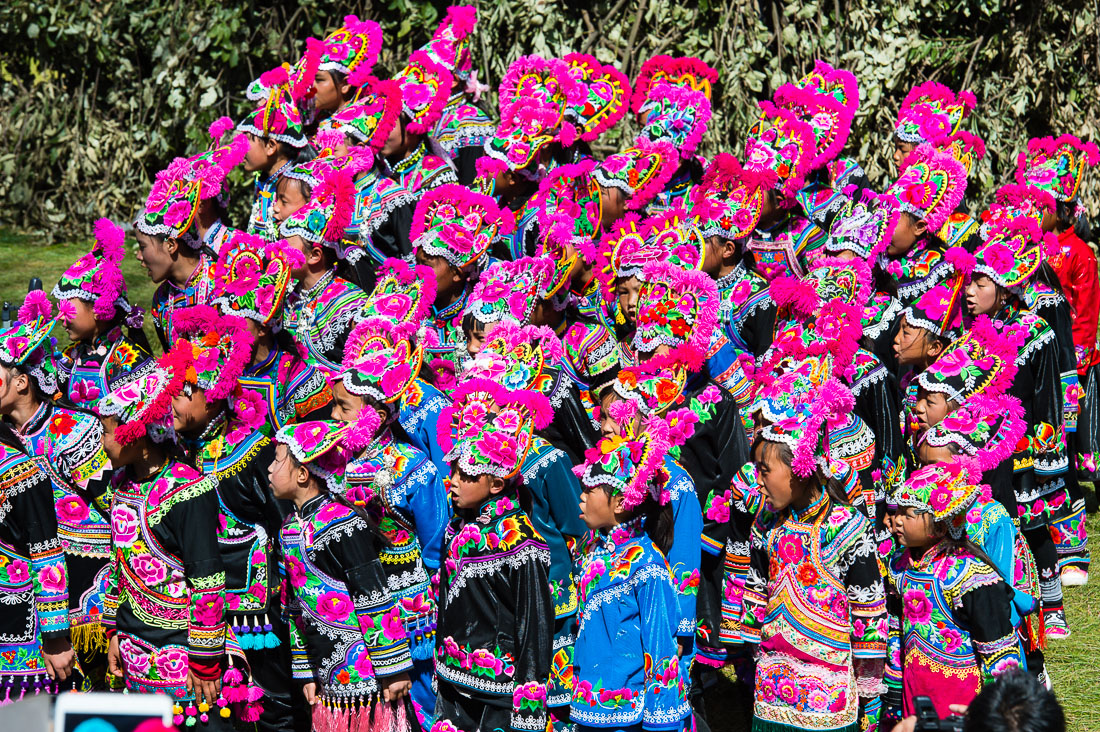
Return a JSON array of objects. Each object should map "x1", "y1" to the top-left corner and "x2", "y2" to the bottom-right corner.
[{"x1": 71, "y1": 620, "x2": 108, "y2": 654}]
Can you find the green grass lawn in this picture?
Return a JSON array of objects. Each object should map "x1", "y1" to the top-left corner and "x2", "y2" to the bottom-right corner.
[
  {"x1": 0, "y1": 228, "x2": 161, "y2": 353},
  {"x1": 2, "y1": 229, "x2": 1098, "y2": 730}
]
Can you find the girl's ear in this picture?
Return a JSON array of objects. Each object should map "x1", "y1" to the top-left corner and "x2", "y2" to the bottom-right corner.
[
  {"x1": 307, "y1": 244, "x2": 325, "y2": 266},
  {"x1": 610, "y1": 492, "x2": 627, "y2": 515},
  {"x1": 488, "y1": 476, "x2": 506, "y2": 495},
  {"x1": 163, "y1": 237, "x2": 180, "y2": 257},
  {"x1": 914, "y1": 218, "x2": 929, "y2": 236},
  {"x1": 263, "y1": 137, "x2": 279, "y2": 157}
]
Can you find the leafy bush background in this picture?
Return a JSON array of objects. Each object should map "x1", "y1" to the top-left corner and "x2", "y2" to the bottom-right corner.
[{"x1": 2, "y1": 0, "x2": 1098, "y2": 242}]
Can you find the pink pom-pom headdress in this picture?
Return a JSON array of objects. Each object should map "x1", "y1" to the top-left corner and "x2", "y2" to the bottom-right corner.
[
  {"x1": 934, "y1": 129, "x2": 986, "y2": 179},
  {"x1": 97, "y1": 367, "x2": 180, "y2": 446},
  {"x1": 325, "y1": 77, "x2": 404, "y2": 152},
  {"x1": 631, "y1": 55, "x2": 718, "y2": 113},
  {"x1": 1015, "y1": 134, "x2": 1100, "y2": 203},
  {"x1": 894, "y1": 81, "x2": 977, "y2": 145},
  {"x1": 237, "y1": 39, "x2": 322, "y2": 148},
  {"x1": 795, "y1": 60, "x2": 859, "y2": 118},
  {"x1": 412, "y1": 183, "x2": 515, "y2": 271},
  {"x1": 53, "y1": 217, "x2": 137, "y2": 323},
  {"x1": 635, "y1": 81, "x2": 712, "y2": 159},
  {"x1": 317, "y1": 15, "x2": 384, "y2": 77},
  {"x1": 743, "y1": 101, "x2": 816, "y2": 198},
  {"x1": 211, "y1": 231, "x2": 295, "y2": 327},
  {"x1": 418, "y1": 5, "x2": 478, "y2": 79},
  {"x1": 827, "y1": 186, "x2": 903, "y2": 260},
  {"x1": 885, "y1": 144, "x2": 968, "y2": 232},
  {"x1": 972, "y1": 215, "x2": 1054, "y2": 290},
  {"x1": 0, "y1": 290, "x2": 58, "y2": 395},
  {"x1": 633, "y1": 262, "x2": 720, "y2": 373},
  {"x1": 760, "y1": 377, "x2": 855, "y2": 478},
  {"x1": 773, "y1": 81, "x2": 855, "y2": 170},
  {"x1": 275, "y1": 420, "x2": 351, "y2": 493},
  {"x1": 592, "y1": 137, "x2": 679, "y2": 210},
  {"x1": 920, "y1": 392, "x2": 1026, "y2": 475},
  {"x1": 439, "y1": 385, "x2": 550, "y2": 480},
  {"x1": 361, "y1": 257, "x2": 438, "y2": 328},
  {"x1": 393, "y1": 49, "x2": 454, "y2": 135},
  {"x1": 688, "y1": 153, "x2": 772, "y2": 242},
  {"x1": 532, "y1": 158, "x2": 604, "y2": 272},
  {"x1": 466, "y1": 257, "x2": 555, "y2": 328},
  {"x1": 917, "y1": 313, "x2": 1022, "y2": 404},
  {"x1": 574, "y1": 423, "x2": 672, "y2": 510},
  {"x1": 279, "y1": 167, "x2": 356, "y2": 250},
  {"x1": 979, "y1": 183, "x2": 1055, "y2": 241},
  {"x1": 164, "y1": 305, "x2": 256, "y2": 401}
]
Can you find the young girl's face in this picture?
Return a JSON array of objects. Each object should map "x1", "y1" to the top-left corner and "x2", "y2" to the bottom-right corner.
[
  {"x1": 754, "y1": 440, "x2": 811, "y2": 512},
  {"x1": 615, "y1": 276, "x2": 643, "y2": 326},
  {"x1": 414, "y1": 248, "x2": 463, "y2": 304},
  {"x1": 893, "y1": 138, "x2": 916, "y2": 172},
  {"x1": 965, "y1": 274, "x2": 1000, "y2": 316},
  {"x1": 329, "y1": 379, "x2": 364, "y2": 423},
  {"x1": 60, "y1": 298, "x2": 99, "y2": 342},
  {"x1": 599, "y1": 392, "x2": 624, "y2": 438},
  {"x1": 893, "y1": 315, "x2": 938, "y2": 367},
  {"x1": 268, "y1": 443, "x2": 303, "y2": 500},
  {"x1": 465, "y1": 324, "x2": 488, "y2": 357},
  {"x1": 887, "y1": 213, "x2": 925, "y2": 258},
  {"x1": 99, "y1": 416, "x2": 132, "y2": 466},
  {"x1": 134, "y1": 231, "x2": 173, "y2": 283},
  {"x1": 171, "y1": 387, "x2": 221, "y2": 436},
  {"x1": 381, "y1": 119, "x2": 409, "y2": 158},
  {"x1": 701, "y1": 236, "x2": 727, "y2": 277},
  {"x1": 243, "y1": 133, "x2": 276, "y2": 173},
  {"x1": 448, "y1": 468, "x2": 498, "y2": 509},
  {"x1": 913, "y1": 389, "x2": 954, "y2": 434},
  {"x1": 312, "y1": 71, "x2": 347, "y2": 112},
  {"x1": 273, "y1": 177, "x2": 309, "y2": 226},
  {"x1": 579, "y1": 485, "x2": 622, "y2": 531},
  {"x1": 894, "y1": 507, "x2": 938, "y2": 548},
  {"x1": 599, "y1": 186, "x2": 625, "y2": 231},
  {"x1": 285, "y1": 236, "x2": 320, "y2": 279}
]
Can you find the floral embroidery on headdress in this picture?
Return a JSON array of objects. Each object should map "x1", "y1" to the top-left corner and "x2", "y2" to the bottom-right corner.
[
  {"x1": 631, "y1": 55, "x2": 717, "y2": 112},
  {"x1": 1015, "y1": 134, "x2": 1100, "y2": 203},
  {"x1": 894, "y1": 461, "x2": 980, "y2": 537},
  {"x1": 743, "y1": 101, "x2": 815, "y2": 198},
  {"x1": 317, "y1": 15, "x2": 383, "y2": 78},
  {"x1": 774, "y1": 74, "x2": 856, "y2": 169},
  {"x1": 53, "y1": 218, "x2": 142, "y2": 326},
  {"x1": 438, "y1": 386, "x2": 552, "y2": 479},
  {"x1": 574, "y1": 423, "x2": 672, "y2": 510},
  {"x1": 633, "y1": 262, "x2": 720, "y2": 373},
  {"x1": 420, "y1": 5, "x2": 478, "y2": 80},
  {"x1": 827, "y1": 187, "x2": 902, "y2": 260},
  {"x1": 934, "y1": 129, "x2": 986, "y2": 179},
  {"x1": 972, "y1": 216, "x2": 1058, "y2": 289},
  {"x1": 323, "y1": 77, "x2": 403, "y2": 152},
  {"x1": 563, "y1": 53, "x2": 631, "y2": 143},
  {"x1": 917, "y1": 314, "x2": 1022, "y2": 404},
  {"x1": 160, "y1": 305, "x2": 255, "y2": 400},
  {"x1": 635, "y1": 82, "x2": 711, "y2": 159},
  {"x1": 688, "y1": 153, "x2": 772, "y2": 242},
  {"x1": 885, "y1": 144, "x2": 967, "y2": 232},
  {"x1": 360, "y1": 257, "x2": 437, "y2": 326},
  {"x1": 237, "y1": 41, "x2": 321, "y2": 148},
  {"x1": 466, "y1": 257, "x2": 556, "y2": 328},
  {"x1": 978, "y1": 184, "x2": 1054, "y2": 241},
  {"x1": 0, "y1": 290, "x2": 58, "y2": 395},
  {"x1": 920, "y1": 392, "x2": 1026, "y2": 474},
  {"x1": 393, "y1": 49, "x2": 454, "y2": 134},
  {"x1": 760, "y1": 377, "x2": 855, "y2": 478},
  {"x1": 211, "y1": 231, "x2": 296, "y2": 326},
  {"x1": 97, "y1": 367, "x2": 180, "y2": 445},
  {"x1": 593, "y1": 138, "x2": 679, "y2": 211},
  {"x1": 279, "y1": 167, "x2": 357, "y2": 250},
  {"x1": 894, "y1": 81, "x2": 977, "y2": 145},
  {"x1": 275, "y1": 420, "x2": 351, "y2": 492},
  {"x1": 412, "y1": 184, "x2": 515, "y2": 270}
]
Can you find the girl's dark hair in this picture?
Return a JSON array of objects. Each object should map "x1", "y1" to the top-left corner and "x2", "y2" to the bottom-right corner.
[
  {"x1": 871, "y1": 261, "x2": 898, "y2": 298},
  {"x1": 964, "y1": 668, "x2": 1066, "y2": 732},
  {"x1": 281, "y1": 142, "x2": 316, "y2": 165},
  {"x1": 596, "y1": 482, "x2": 675, "y2": 555},
  {"x1": 0, "y1": 421, "x2": 26, "y2": 453},
  {"x1": 279, "y1": 175, "x2": 313, "y2": 203},
  {"x1": 751, "y1": 437, "x2": 852, "y2": 508},
  {"x1": 734, "y1": 235, "x2": 758, "y2": 273}
]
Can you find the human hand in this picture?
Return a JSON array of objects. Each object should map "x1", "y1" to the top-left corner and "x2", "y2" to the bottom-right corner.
[
  {"x1": 303, "y1": 682, "x2": 318, "y2": 705},
  {"x1": 186, "y1": 669, "x2": 221, "y2": 706},
  {"x1": 41, "y1": 636, "x2": 75, "y2": 682},
  {"x1": 381, "y1": 672, "x2": 411, "y2": 702}
]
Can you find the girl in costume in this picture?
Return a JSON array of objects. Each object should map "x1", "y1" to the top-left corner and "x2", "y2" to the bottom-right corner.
[
  {"x1": 332, "y1": 332, "x2": 450, "y2": 719},
  {"x1": 309, "y1": 15, "x2": 384, "y2": 124},
  {"x1": 963, "y1": 219, "x2": 1073, "y2": 636},
  {"x1": 280, "y1": 167, "x2": 369, "y2": 376},
  {"x1": 442, "y1": 379, "x2": 584, "y2": 724},
  {"x1": 211, "y1": 232, "x2": 333, "y2": 435},
  {"x1": 137, "y1": 126, "x2": 248, "y2": 349},
  {"x1": 888, "y1": 463, "x2": 1023, "y2": 718},
  {"x1": 890, "y1": 82, "x2": 976, "y2": 173},
  {"x1": 238, "y1": 39, "x2": 322, "y2": 239},
  {"x1": 0, "y1": 422, "x2": 73, "y2": 703},
  {"x1": 1017, "y1": 135, "x2": 1100, "y2": 585},
  {"x1": 570, "y1": 426, "x2": 691, "y2": 732},
  {"x1": 271, "y1": 420, "x2": 416, "y2": 730},
  {"x1": 359, "y1": 257, "x2": 452, "y2": 477},
  {"x1": 432, "y1": 392, "x2": 553, "y2": 732},
  {"x1": 161, "y1": 305, "x2": 304, "y2": 732},
  {"x1": 413, "y1": 184, "x2": 514, "y2": 388},
  {"x1": 741, "y1": 384, "x2": 887, "y2": 732},
  {"x1": 54, "y1": 219, "x2": 154, "y2": 410},
  {"x1": 1, "y1": 292, "x2": 112, "y2": 688},
  {"x1": 97, "y1": 370, "x2": 247, "y2": 728}
]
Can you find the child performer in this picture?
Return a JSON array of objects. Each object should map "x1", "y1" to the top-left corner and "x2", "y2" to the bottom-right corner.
[
  {"x1": 571, "y1": 424, "x2": 692, "y2": 732},
  {"x1": 432, "y1": 392, "x2": 554, "y2": 732},
  {"x1": 54, "y1": 219, "x2": 154, "y2": 409},
  {"x1": 271, "y1": 420, "x2": 416, "y2": 730}
]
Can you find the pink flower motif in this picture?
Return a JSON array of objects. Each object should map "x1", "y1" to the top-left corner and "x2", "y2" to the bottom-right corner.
[
  {"x1": 317, "y1": 591, "x2": 353, "y2": 624},
  {"x1": 163, "y1": 201, "x2": 194, "y2": 228},
  {"x1": 705, "y1": 490, "x2": 731, "y2": 523},
  {"x1": 226, "y1": 593, "x2": 241, "y2": 611},
  {"x1": 249, "y1": 582, "x2": 267, "y2": 603},
  {"x1": 71, "y1": 379, "x2": 101, "y2": 403},
  {"x1": 193, "y1": 592, "x2": 224, "y2": 626},
  {"x1": 131, "y1": 554, "x2": 168, "y2": 586},
  {"x1": 353, "y1": 647, "x2": 375, "y2": 680},
  {"x1": 928, "y1": 487, "x2": 953, "y2": 513},
  {"x1": 120, "y1": 637, "x2": 151, "y2": 677},
  {"x1": 904, "y1": 588, "x2": 933, "y2": 625},
  {"x1": 295, "y1": 423, "x2": 327, "y2": 453},
  {"x1": 381, "y1": 605, "x2": 405, "y2": 640},
  {"x1": 286, "y1": 555, "x2": 308, "y2": 589},
  {"x1": 777, "y1": 678, "x2": 798, "y2": 704},
  {"x1": 806, "y1": 688, "x2": 831, "y2": 711},
  {"x1": 112, "y1": 504, "x2": 140, "y2": 546},
  {"x1": 776, "y1": 535, "x2": 805, "y2": 564},
  {"x1": 940, "y1": 627, "x2": 964, "y2": 653},
  {"x1": 37, "y1": 564, "x2": 65, "y2": 594},
  {"x1": 154, "y1": 648, "x2": 189, "y2": 682},
  {"x1": 56, "y1": 495, "x2": 90, "y2": 524}
]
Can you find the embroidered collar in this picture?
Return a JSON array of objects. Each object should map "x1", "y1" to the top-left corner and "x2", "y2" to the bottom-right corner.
[
  {"x1": 790, "y1": 488, "x2": 828, "y2": 522},
  {"x1": 169, "y1": 252, "x2": 212, "y2": 295},
  {"x1": 604, "y1": 516, "x2": 646, "y2": 552},
  {"x1": 295, "y1": 268, "x2": 337, "y2": 302},
  {"x1": 296, "y1": 492, "x2": 329, "y2": 520},
  {"x1": 203, "y1": 220, "x2": 226, "y2": 249},
  {"x1": 475, "y1": 491, "x2": 520, "y2": 524},
  {"x1": 186, "y1": 411, "x2": 230, "y2": 461},
  {"x1": 258, "y1": 159, "x2": 295, "y2": 192},
  {"x1": 716, "y1": 262, "x2": 746, "y2": 290},
  {"x1": 388, "y1": 140, "x2": 428, "y2": 176},
  {"x1": 17, "y1": 400, "x2": 51, "y2": 437}
]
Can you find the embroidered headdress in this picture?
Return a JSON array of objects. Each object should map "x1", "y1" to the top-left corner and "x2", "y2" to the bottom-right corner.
[
  {"x1": 484, "y1": 97, "x2": 566, "y2": 173},
  {"x1": 0, "y1": 291, "x2": 57, "y2": 395},
  {"x1": 466, "y1": 257, "x2": 555, "y2": 328},
  {"x1": 575, "y1": 425, "x2": 672, "y2": 510},
  {"x1": 317, "y1": 16, "x2": 383, "y2": 78},
  {"x1": 53, "y1": 218, "x2": 142, "y2": 326},
  {"x1": 688, "y1": 154, "x2": 771, "y2": 241},
  {"x1": 934, "y1": 130, "x2": 986, "y2": 179},
  {"x1": 97, "y1": 367, "x2": 178, "y2": 445},
  {"x1": 916, "y1": 314, "x2": 1020, "y2": 404},
  {"x1": 237, "y1": 42, "x2": 321, "y2": 148},
  {"x1": 412, "y1": 184, "x2": 515, "y2": 270},
  {"x1": 463, "y1": 323, "x2": 565, "y2": 394},
  {"x1": 284, "y1": 139, "x2": 374, "y2": 190},
  {"x1": 593, "y1": 138, "x2": 679, "y2": 211},
  {"x1": 360, "y1": 257, "x2": 437, "y2": 326},
  {"x1": 743, "y1": 101, "x2": 815, "y2": 198},
  {"x1": 1015, "y1": 134, "x2": 1100, "y2": 203},
  {"x1": 211, "y1": 232, "x2": 296, "y2": 326},
  {"x1": 275, "y1": 420, "x2": 351, "y2": 492},
  {"x1": 161, "y1": 305, "x2": 255, "y2": 400},
  {"x1": 341, "y1": 340, "x2": 421, "y2": 407},
  {"x1": 631, "y1": 55, "x2": 718, "y2": 112},
  {"x1": 439, "y1": 386, "x2": 552, "y2": 479},
  {"x1": 979, "y1": 184, "x2": 1053, "y2": 240},
  {"x1": 635, "y1": 82, "x2": 711, "y2": 159},
  {"x1": 759, "y1": 378, "x2": 856, "y2": 477},
  {"x1": 900, "y1": 267, "x2": 966, "y2": 339},
  {"x1": 794, "y1": 60, "x2": 859, "y2": 118},
  {"x1": 885, "y1": 144, "x2": 967, "y2": 232},
  {"x1": 563, "y1": 53, "x2": 631, "y2": 143},
  {"x1": 773, "y1": 75, "x2": 856, "y2": 169},
  {"x1": 894, "y1": 461, "x2": 979, "y2": 537},
  {"x1": 393, "y1": 49, "x2": 454, "y2": 134},
  {"x1": 279, "y1": 167, "x2": 356, "y2": 251},
  {"x1": 972, "y1": 216, "x2": 1057, "y2": 290},
  {"x1": 533, "y1": 158, "x2": 603, "y2": 259},
  {"x1": 894, "y1": 81, "x2": 977, "y2": 145},
  {"x1": 919, "y1": 392, "x2": 1025, "y2": 473},
  {"x1": 633, "y1": 262, "x2": 720, "y2": 372},
  {"x1": 137, "y1": 123, "x2": 248, "y2": 245},
  {"x1": 323, "y1": 77, "x2": 403, "y2": 151},
  {"x1": 611, "y1": 363, "x2": 688, "y2": 419},
  {"x1": 827, "y1": 188, "x2": 902, "y2": 260},
  {"x1": 421, "y1": 5, "x2": 478, "y2": 80}
]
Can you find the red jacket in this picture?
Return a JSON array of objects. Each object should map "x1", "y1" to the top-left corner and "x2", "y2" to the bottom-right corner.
[{"x1": 1050, "y1": 228, "x2": 1100, "y2": 373}]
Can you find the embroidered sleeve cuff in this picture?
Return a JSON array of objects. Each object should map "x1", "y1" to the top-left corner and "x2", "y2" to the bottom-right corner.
[{"x1": 188, "y1": 657, "x2": 222, "y2": 681}]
